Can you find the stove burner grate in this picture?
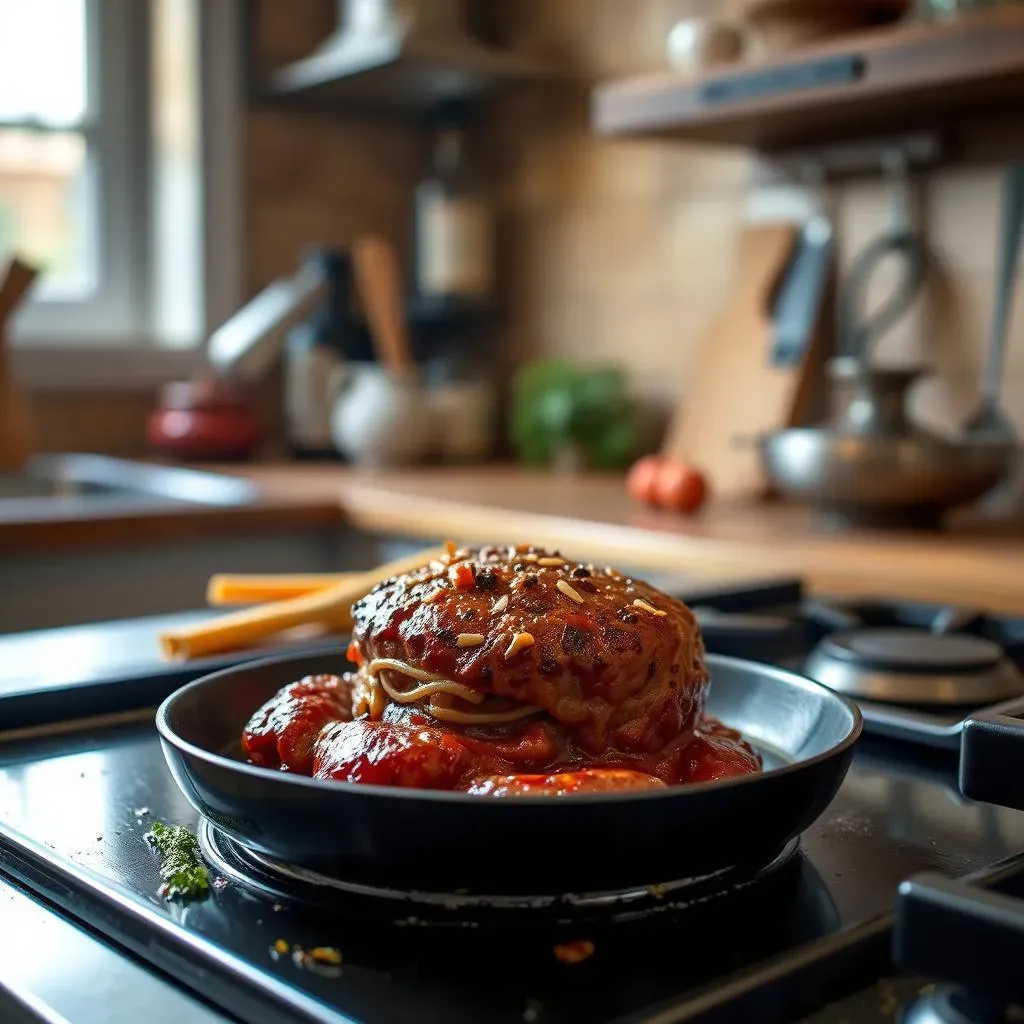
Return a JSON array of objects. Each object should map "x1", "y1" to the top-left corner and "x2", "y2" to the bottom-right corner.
[
  {"x1": 804, "y1": 628, "x2": 1024, "y2": 706},
  {"x1": 199, "y1": 819, "x2": 801, "y2": 929}
]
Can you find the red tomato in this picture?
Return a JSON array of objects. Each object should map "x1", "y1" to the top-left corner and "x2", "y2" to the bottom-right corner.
[
  {"x1": 653, "y1": 460, "x2": 708, "y2": 514},
  {"x1": 626, "y1": 455, "x2": 663, "y2": 506}
]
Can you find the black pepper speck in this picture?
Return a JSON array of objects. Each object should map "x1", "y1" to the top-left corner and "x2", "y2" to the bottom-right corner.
[{"x1": 561, "y1": 624, "x2": 592, "y2": 656}]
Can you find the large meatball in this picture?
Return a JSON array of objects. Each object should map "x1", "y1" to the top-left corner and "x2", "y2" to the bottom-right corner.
[{"x1": 349, "y1": 545, "x2": 708, "y2": 755}]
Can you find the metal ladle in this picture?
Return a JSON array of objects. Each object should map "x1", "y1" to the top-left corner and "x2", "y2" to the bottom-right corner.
[{"x1": 961, "y1": 161, "x2": 1024, "y2": 444}]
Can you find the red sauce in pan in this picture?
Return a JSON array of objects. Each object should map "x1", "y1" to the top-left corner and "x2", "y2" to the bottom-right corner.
[{"x1": 242, "y1": 674, "x2": 761, "y2": 796}]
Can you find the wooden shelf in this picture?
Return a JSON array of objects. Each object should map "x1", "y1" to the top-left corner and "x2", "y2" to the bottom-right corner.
[{"x1": 592, "y1": 8, "x2": 1024, "y2": 151}]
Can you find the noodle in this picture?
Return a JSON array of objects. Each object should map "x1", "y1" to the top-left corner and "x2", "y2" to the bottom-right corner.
[
  {"x1": 427, "y1": 699, "x2": 542, "y2": 726},
  {"x1": 365, "y1": 656, "x2": 540, "y2": 725},
  {"x1": 367, "y1": 658, "x2": 484, "y2": 705}
]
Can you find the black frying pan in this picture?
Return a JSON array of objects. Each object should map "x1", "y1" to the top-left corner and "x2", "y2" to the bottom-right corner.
[{"x1": 156, "y1": 652, "x2": 861, "y2": 893}]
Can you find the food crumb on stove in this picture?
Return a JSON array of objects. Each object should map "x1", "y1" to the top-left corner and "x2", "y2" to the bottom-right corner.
[
  {"x1": 134, "y1": 807, "x2": 150, "y2": 817},
  {"x1": 145, "y1": 821, "x2": 209, "y2": 901},
  {"x1": 553, "y1": 939, "x2": 595, "y2": 964},
  {"x1": 272, "y1": 902, "x2": 284, "y2": 912},
  {"x1": 275, "y1": 943, "x2": 344, "y2": 976},
  {"x1": 310, "y1": 946, "x2": 343, "y2": 966},
  {"x1": 523, "y1": 999, "x2": 543, "y2": 1022}
]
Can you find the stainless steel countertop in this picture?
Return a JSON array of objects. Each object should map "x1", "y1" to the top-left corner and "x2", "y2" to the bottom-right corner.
[
  {"x1": 0, "y1": 877, "x2": 230, "y2": 1024},
  {"x1": 0, "y1": 612, "x2": 215, "y2": 693}
]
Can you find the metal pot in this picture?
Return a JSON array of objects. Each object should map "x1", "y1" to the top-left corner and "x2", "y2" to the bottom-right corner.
[{"x1": 760, "y1": 361, "x2": 1014, "y2": 528}]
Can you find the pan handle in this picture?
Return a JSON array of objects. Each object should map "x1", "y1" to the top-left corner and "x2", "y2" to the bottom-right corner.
[{"x1": 959, "y1": 693, "x2": 1024, "y2": 809}]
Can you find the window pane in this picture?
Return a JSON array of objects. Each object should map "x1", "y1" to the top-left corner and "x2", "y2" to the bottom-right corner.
[
  {"x1": 0, "y1": 128, "x2": 96, "y2": 298},
  {"x1": 0, "y1": 0, "x2": 87, "y2": 126}
]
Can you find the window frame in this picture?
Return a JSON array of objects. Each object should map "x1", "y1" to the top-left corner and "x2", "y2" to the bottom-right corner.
[{"x1": 10, "y1": 0, "x2": 243, "y2": 389}]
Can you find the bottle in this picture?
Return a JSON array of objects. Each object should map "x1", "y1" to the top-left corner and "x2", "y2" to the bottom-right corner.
[
  {"x1": 283, "y1": 249, "x2": 353, "y2": 460},
  {"x1": 412, "y1": 99, "x2": 494, "y2": 316}
]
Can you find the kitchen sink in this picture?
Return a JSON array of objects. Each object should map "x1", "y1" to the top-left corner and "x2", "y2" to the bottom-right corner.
[{"x1": 0, "y1": 454, "x2": 259, "y2": 511}]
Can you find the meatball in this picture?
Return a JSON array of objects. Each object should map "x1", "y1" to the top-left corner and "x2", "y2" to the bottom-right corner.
[
  {"x1": 349, "y1": 546, "x2": 708, "y2": 755},
  {"x1": 242, "y1": 674, "x2": 353, "y2": 773}
]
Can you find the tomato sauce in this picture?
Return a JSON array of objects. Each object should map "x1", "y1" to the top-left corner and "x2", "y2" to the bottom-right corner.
[{"x1": 242, "y1": 674, "x2": 761, "y2": 796}]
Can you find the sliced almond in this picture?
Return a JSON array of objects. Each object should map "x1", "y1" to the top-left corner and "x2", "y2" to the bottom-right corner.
[
  {"x1": 505, "y1": 632, "x2": 535, "y2": 660},
  {"x1": 556, "y1": 580, "x2": 585, "y2": 604},
  {"x1": 456, "y1": 632, "x2": 486, "y2": 647},
  {"x1": 491, "y1": 595, "x2": 509, "y2": 614},
  {"x1": 633, "y1": 598, "x2": 667, "y2": 617},
  {"x1": 522, "y1": 553, "x2": 540, "y2": 563},
  {"x1": 537, "y1": 556, "x2": 565, "y2": 567}
]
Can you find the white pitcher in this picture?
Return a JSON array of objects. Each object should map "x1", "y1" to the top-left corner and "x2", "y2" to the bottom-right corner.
[{"x1": 330, "y1": 363, "x2": 432, "y2": 468}]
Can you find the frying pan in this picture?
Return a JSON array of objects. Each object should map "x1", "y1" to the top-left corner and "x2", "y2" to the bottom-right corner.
[{"x1": 156, "y1": 652, "x2": 861, "y2": 893}]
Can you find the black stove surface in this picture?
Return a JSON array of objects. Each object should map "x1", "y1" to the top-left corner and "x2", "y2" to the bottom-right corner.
[
  {"x1": 689, "y1": 582, "x2": 1024, "y2": 749},
  {"x1": 5, "y1": 581, "x2": 1024, "y2": 1024},
  {"x1": 1, "y1": 714, "x2": 1023, "y2": 1024}
]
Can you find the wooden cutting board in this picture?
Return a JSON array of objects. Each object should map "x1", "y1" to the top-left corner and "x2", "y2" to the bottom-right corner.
[{"x1": 662, "y1": 222, "x2": 826, "y2": 501}]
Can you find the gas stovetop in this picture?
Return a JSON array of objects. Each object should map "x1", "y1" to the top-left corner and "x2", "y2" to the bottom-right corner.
[
  {"x1": 687, "y1": 579, "x2": 1024, "y2": 749},
  {"x1": 2, "y1": 579, "x2": 1024, "y2": 1024}
]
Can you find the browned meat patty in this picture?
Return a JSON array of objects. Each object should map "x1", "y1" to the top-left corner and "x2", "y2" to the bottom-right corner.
[{"x1": 348, "y1": 545, "x2": 708, "y2": 754}]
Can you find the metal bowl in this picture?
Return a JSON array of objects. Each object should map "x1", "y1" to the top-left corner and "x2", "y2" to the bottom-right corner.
[{"x1": 760, "y1": 428, "x2": 1014, "y2": 528}]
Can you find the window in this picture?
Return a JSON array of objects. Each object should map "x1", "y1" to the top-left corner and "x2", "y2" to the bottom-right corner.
[
  {"x1": 3, "y1": 0, "x2": 242, "y2": 386},
  {"x1": 1, "y1": 0, "x2": 143, "y2": 340}
]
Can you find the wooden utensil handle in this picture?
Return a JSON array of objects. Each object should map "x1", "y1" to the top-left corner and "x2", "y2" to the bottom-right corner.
[
  {"x1": 0, "y1": 257, "x2": 39, "y2": 327},
  {"x1": 162, "y1": 545, "x2": 444, "y2": 660},
  {"x1": 207, "y1": 572, "x2": 357, "y2": 605},
  {"x1": 353, "y1": 235, "x2": 414, "y2": 373}
]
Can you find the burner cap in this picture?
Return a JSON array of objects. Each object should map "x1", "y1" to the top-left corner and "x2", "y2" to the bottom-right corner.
[
  {"x1": 804, "y1": 627, "x2": 1024, "y2": 705},
  {"x1": 820, "y1": 629, "x2": 1003, "y2": 675}
]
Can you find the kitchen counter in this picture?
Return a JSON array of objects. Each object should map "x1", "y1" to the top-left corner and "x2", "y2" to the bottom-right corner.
[
  {"x1": 229, "y1": 464, "x2": 1024, "y2": 614},
  {"x1": 6, "y1": 460, "x2": 1024, "y2": 614},
  {"x1": 0, "y1": 478, "x2": 342, "y2": 553}
]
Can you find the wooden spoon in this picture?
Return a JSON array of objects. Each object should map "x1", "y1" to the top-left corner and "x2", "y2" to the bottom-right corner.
[
  {"x1": 0, "y1": 256, "x2": 41, "y2": 470},
  {"x1": 352, "y1": 234, "x2": 415, "y2": 375}
]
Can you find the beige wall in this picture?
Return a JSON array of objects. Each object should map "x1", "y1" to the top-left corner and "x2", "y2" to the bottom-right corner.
[
  {"x1": 483, "y1": 0, "x2": 1024, "y2": 437},
  {"x1": 28, "y1": 0, "x2": 1024, "y2": 453}
]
